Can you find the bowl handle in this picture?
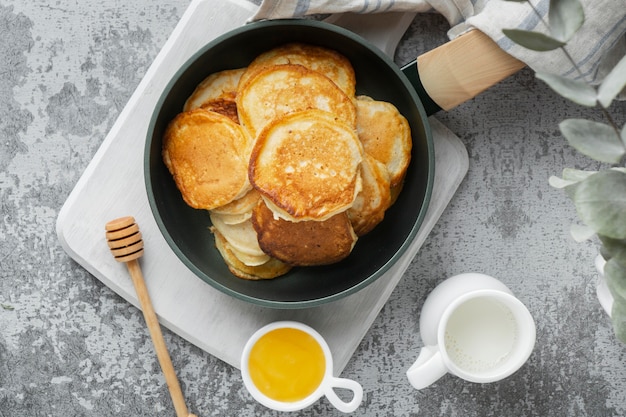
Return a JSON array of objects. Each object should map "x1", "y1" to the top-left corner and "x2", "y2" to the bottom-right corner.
[
  {"x1": 323, "y1": 376, "x2": 363, "y2": 413},
  {"x1": 402, "y1": 29, "x2": 525, "y2": 116}
]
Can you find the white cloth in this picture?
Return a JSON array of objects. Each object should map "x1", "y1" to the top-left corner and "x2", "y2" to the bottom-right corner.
[{"x1": 250, "y1": 0, "x2": 626, "y2": 86}]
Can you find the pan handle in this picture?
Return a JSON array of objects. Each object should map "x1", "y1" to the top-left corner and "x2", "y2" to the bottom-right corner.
[{"x1": 401, "y1": 29, "x2": 525, "y2": 116}]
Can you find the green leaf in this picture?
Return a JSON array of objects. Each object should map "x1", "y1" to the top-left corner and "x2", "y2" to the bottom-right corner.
[
  {"x1": 562, "y1": 168, "x2": 597, "y2": 182},
  {"x1": 570, "y1": 223, "x2": 595, "y2": 242},
  {"x1": 549, "y1": 0, "x2": 584, "y2": 42},
  {"x1": 549, "y1": 169, "x2": 595, "y2": 199},
  {"x1": 503, "y1": 29, "x2": 566, "y2": 51},
  {"x1": 611, "y1": 300, "x2": 626, "y2": 344},
  {"x1": 559, "y1": 119, "x2": 625, "y2": 163},
  {"x1": 622, "y1": 124, "x2": 626, "y2": 146},
  {"x1": 600, "y1": 236, "x2": 626, "y2": 269},
  {"x1": 600, "y1": 244, "x2": 614, "y2": 262},
  {"x1": 536, "y1": 72, "x2": 596, "y2": 106},
  {"x1": 605, "y1": 258, "x2": 626, "y2": 301},
  {"x1": 574, "y1": 170, "x2": 626, "y2": 239},
  {"x1": 1, "y1": 303, "x2": 14, "y2": 311},
  {"x1": 597, "y1": 54, "x2": 626, "y2": 108},
  {"x1": 558, "y1": 168, "x2": 593, "y2": 199},
  {"x1": 563, "y1": 183, "x2": 579, "y2": 201},
  {"x1": 548, "y1": 175, "x2": 576, "y2": 188}
]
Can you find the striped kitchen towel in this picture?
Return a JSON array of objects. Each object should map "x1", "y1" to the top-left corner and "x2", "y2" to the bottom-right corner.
[{"x1": 250, "y1": 0, "x2": 626, "y2": 87}]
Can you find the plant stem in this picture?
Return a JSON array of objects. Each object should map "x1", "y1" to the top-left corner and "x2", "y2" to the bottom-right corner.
[
  {"x1": 602, "y1": 109, "x2": 620, "y2": 136},
  {"x1": 526, "y1": 0, "x2": 621, "y2": 136},
  {"x1": 526, "y1": 0, "x2": 586, "y2": 79}
]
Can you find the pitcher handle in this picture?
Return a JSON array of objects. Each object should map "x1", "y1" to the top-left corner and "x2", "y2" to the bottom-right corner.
[
  {"x1": 323, "y1": 376, "x2": 363, "y2": 413},
  {"x1": 406, "y1": 345, "x2": 448, "y2": 389}
]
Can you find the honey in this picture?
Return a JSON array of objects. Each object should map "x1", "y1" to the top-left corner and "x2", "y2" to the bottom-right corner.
[{"x1": 248, "y1": 327, "x2": 326, "y2": 402}]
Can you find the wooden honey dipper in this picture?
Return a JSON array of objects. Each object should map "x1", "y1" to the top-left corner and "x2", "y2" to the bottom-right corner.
[{"x1": 105, "y1": 216, "x2": 198, "y2": 417}]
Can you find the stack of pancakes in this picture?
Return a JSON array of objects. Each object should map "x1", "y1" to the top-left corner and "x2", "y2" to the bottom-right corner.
[{"x1": 162, "y1": 43, "x2": 412, "y2": 280}]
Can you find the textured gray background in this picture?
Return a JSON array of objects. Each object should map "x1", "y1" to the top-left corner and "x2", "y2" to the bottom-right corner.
[{"x1": 2, "y1": 0, "x2": 626, "y2": 416}]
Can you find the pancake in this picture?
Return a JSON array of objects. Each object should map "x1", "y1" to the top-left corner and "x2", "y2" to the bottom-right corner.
[
  {"x1": 210, "y1": 212, "x2": 269, "y2": 265},
  {"x1": 238, "y1": 42, "x2": 356, "y2": 97},
  {"x1": 237, "y1": 64, "x2": 357, "y2": 138},
  {"x1": 199, "y1": 98, "x2": 239, "y2": 124},
  {"x1": 213, "y1": 228, "x2": 292, "y2": 280},
  {"x1": 211, "y1": 188, "x2": 262, "y2": 216},
  {"x1": 162, "y1": 109, "x2": 251, "y2": 210},
  {"x1": 184, "y1": 69, "x2": 244, "y2": 123},
  {"x1": 347, "y1": 154, "x2": 392, "y2": 236},
  {"x1": 249, "y1": 109, "x2": 363, "y2": 221},
  {"x1": 355, "y1": 95, "x2": 412, "y2": 187},
  {"x1": 252, "y1": 201, "x2": 357, "y2": 266},
  {"x1": 209, "y1": 210, "x2": 251, "y2": 226},
  {"x1": 184, "y1": 68, "x2": 244, "y2": 109}
]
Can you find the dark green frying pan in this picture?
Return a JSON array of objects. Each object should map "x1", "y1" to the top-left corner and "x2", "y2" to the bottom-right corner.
[{"x1": 145, "y1": 19, "x2": 523, "y2": 309}]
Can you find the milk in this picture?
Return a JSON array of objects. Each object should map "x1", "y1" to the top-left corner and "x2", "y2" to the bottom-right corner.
[{"x1": 444, "y1": 297, "x2": 517, "y2": 374}]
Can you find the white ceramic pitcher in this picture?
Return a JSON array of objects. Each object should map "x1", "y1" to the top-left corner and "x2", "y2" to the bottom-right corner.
[{"x1": 407, "y1": 273, "x2": 536, "y2": 389}]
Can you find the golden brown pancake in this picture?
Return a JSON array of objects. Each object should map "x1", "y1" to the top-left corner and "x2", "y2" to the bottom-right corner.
[
  {"x1": 211, "y1": 188, "x2": 262, "y2": 216},
  {"x1": 212, "y1": 228, "x2": 292, "y2": 280},
  {"x1": 237, "y1": 64, "x2": 357, "y2": 138},
  {"x1": 347, "y1": 154, "x2": 392, "y2": 236},
  {"x1": 184, "y1": 68, "x2": 244, "y2": 123},
  {"x1": 355, "y1": 95, "x2": 412, "y2": 187},
  {"x1": 199, "y1": 98, "x2": 239, "y2": 124},
  {"x1": 162, "y1": 109, "x2": 251, "y2": 210},
  {"x1": 209, "y1": 213, "x2": 268, "y2": 264},
  {"x1": 184, "y1": 69, "x2": 244, "y2": 109},
  {"x1": 238, "y1": 43, "x2": 356, "y2": 97},
  {"x1": 252, "y1": 201, "x2": 357, "y2": 266},
  {"x1": 249, "y1": 109, "x2": 363, "y2": 221}
]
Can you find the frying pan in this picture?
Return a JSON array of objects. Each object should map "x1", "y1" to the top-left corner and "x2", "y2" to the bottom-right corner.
[{"x1": 145, "y1": 19, "x2": 523, "y2": 309}]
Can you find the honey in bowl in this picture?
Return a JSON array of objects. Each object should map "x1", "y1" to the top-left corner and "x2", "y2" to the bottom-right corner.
[
  {"x1": 248, "y1": 327, "x2": 326, "y2": 402},
  {"x1": 242, "y1": 321, "x2": 363, "y2": 412}
]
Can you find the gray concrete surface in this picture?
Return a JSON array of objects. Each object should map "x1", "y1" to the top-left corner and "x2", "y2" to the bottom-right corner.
[{"x1": 1, "y1": 1, "x2": 626, "y2": 416}]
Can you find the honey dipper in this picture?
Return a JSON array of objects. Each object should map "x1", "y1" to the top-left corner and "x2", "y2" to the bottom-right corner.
[{"x1": 105, "y1": 216, "x2": 197, "y2": 417}]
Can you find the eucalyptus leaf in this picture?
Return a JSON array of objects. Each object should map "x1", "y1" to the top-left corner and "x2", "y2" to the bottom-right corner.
[
  {"x1": 548, "y1": 175, "x2": 575, "y2": 188},
  {"x1": 605, "y1": 258, "x2": 626, "y2": 301},
  {"x1": 611, "y1": 300, "x2": 626, "y2": 344},
  {"x1": 600, "y1": 244, "x2": 614, "y2": 263},
  {"x1": 502, "y1": 29, "x2": 566, "y2": 51},
  {"x1": 570, "y1": 223, "x2": 595, "y2": 242},
  {"x1": 563, "y1": 182, "x2": 579, "y2": 201},
  {"x1": 622, "y1": 123, "x2": 626, "y2": 147},
  {"x1": 501, "y1": 0, "x2": 528, "y2": 2},
  {"x1": 559, "y1": 119, "x2": 625, "y2": 163},
  {"x1": 549, "y1": 168, "x2": 594, "y2": 197},
  {"x1": 597, "y1": 54, "x2": 626, "y2": 108},
  {"x1": 536, "y1": 72, "x2": 596, "y2": 106},
  {"x1": 574, "y1": 170, "x2": 626, "y2": 239},
  {"x1": 562, "y1": 168, "x2": 597, "y2": 182},
  {"x1": 600, "y1": 236, "x2": 626, "y2": 269},
  {"x1": 549, "y1": 0, "x2": 584, "y2": 41},
  {"x1": 563, "y1": 168, "x2": 597, "y2": 201}
]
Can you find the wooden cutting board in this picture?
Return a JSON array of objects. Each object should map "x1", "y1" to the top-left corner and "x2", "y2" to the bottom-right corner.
[{"x1": 56, "y1": 0, "x2": 468, "y2": 373}]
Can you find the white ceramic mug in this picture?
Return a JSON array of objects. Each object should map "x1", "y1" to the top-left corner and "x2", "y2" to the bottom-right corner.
[
  {"x1": 241, "y1": 321, "x2": 363, "y2": 413},
  {"x1": 407, "y1": 273, "x2": 536, "y2": 389}
]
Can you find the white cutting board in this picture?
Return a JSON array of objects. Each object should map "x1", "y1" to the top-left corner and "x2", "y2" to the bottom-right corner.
[{"x1": 56, "y1": 0, "x2": 468, "y2": 373}]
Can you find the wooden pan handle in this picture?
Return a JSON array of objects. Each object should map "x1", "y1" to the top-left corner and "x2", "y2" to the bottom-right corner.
[{"x1": 403, "y1": 30, "x2": 525, "y2": 115}]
